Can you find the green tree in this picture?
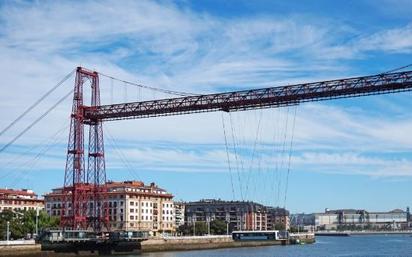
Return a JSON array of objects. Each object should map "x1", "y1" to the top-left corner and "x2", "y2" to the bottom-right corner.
[
  {"x1": 177, "y1": 224, "x2": 192, "y2": 235},
  {"x1": 274, "y1": 223, "x2": 286, "y2": 230},
  {"x1": 0, "y1": 210, "x2": 14, "y2": 240},
  {"x1": 194, "y1": 221, "x2": 208, "y2": 235},
  {"x1": 0, "y1": 209, "x2": 59, "y2": 240},
  {"x1": 210, "y1": 219, "x2": 227, "y2": 235}
]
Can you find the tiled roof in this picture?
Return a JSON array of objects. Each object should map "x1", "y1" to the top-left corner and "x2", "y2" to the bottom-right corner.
[{"x1": 0, "y1": 188, "x2": 37, "y2": 197}]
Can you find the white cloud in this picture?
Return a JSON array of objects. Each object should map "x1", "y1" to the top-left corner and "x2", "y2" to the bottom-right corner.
[
  {"x1": 1, "y1": 0, "x2": 412, "y2": 185},
  {"x1": 358, "y1": 23, "x2": 412, "y2": 53}
]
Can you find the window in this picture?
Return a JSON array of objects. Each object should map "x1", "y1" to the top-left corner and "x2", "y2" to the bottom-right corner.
[
  {"x1": 130, "y1": 201, "x2": 134, "y2": 206},
  {"x1": 131, "y1": 209, "x2": 134, "y2": 213},
  {"x1": 130, "y1": 215, "x2": 134, "y2": 220}
]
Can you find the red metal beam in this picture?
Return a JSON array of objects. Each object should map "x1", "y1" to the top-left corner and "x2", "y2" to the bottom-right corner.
[{"x1": 84, "y1": 70, "x2": 412, "y2": 122}]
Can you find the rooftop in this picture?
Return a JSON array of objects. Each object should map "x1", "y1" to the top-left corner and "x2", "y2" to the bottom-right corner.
[
  {"x1": 0, "y1": 188, "x2": 37, "y2": 197},
  {"x1": 44, "y1": 180, "x2": 172, "y2": 197}
]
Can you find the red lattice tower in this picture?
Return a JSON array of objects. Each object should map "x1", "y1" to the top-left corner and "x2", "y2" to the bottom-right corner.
[{"x1": 61, "y1": 67, "x2": 108, "y2": 232}]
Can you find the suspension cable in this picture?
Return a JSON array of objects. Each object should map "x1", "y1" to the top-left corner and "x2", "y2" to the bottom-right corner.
[
  {"x1": 245, "y1": 109, "x2": 263, "y2": 199},
  {"x1": 99, "y1": 72, "x2": 195, "y2": 97},
  {"x1": 221, "y1": 113, "x2": 236, "y2": 200},
  {"x1": 277, "y1": 106, "x2": 290, "y2": 205},
  {"x1": 7, "y1": 124, "x2": 69, "y2": 187},
  {"x1": 228, "y1": 112, "x2": 244, "y2": 201},
  {"x1": 381, "y1": 63, "x2": 412, "y2": 74},
  {"x1": 0, "y1": 69, "x2": 75, "y2": 137},
  {"x1": 283, "y1": 105, "x2": 298, "y2": 208},
  {"x1": 0, "y1": 89, "x2": 74, "y2": 153},
  {"x1": 104, "y1": 125, "x2": 141, "y2": 181},
  {"x1": 0, "y1": 123, "x2": 69, "y2": 173}
]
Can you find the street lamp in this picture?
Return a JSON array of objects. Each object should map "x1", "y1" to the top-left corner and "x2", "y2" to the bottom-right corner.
[
  {"x1": 192, "y1": 216, "x2": 196, "y2": 236},
  {"x1": 206, "y1": 216, "x2": 210, "y2": 235},
  {"x1": 35, "y1": 207, "x2": 39, "y2": 238},
  {"x1": 6, "y1": 221, "x2": 10, "y2": 243},
  {"x1": 226, "y1": 213, "x2": 230, "y2": 235}
]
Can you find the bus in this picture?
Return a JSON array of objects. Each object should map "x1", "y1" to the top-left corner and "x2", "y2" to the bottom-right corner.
[{"x1": 232, "y1": 230, "x2": 289, "y2": 241}]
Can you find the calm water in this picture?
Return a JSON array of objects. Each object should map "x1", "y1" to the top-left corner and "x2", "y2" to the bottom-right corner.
[{"x1": 131, "y1": 235, "x2": 412, "y2": 257}]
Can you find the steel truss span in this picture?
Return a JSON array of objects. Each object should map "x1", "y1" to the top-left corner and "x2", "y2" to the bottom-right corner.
[
  {"x1": 65, "y1": 67, "x2": 412, "y2": 232},
  {"x1": 84, "y1": 70, "x2": 412, "y2": 122}
]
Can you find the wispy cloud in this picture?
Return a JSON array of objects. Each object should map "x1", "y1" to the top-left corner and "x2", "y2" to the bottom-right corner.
[{"x1": 1, "y1": 0, "x2": 412, "y2": 191}]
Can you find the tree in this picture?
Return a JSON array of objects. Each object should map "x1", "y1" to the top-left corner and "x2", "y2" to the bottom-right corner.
[
  {"x1": 210, "y1": 220, "x2": 227, "y2": 235},
  {"x1": 274, "y1": 223, "x2": 286, "y2": 230},
  {"x1": 0, "y1": 209, "x2": 59, "y2": 240},
  {"x1": 194, "y1": 221, "x2": 208, "y2": 236},
  {"x1": 0, "y1": 210, "x2": 14, "y2": 240},
  {"x1": 177, "y1": 224, "x2": 192, "y2": 235},
  {"x1": 177, "y1": 222, "x2": 208, "y2": 236}
]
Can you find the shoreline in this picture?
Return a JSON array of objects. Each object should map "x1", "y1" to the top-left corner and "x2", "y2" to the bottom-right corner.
[
  {"x1": 0, "y1": 233, "x2": 315, "y2": 256},
  {"x1": 315, "y1": 230, "x2": 412, "y2": 236}
]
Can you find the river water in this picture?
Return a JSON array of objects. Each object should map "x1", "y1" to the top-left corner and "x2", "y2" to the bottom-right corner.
[{"x1": 134, "y1": 235, "x2": 412, "y2": 257}]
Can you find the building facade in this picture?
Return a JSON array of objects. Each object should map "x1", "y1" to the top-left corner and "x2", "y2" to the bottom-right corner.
[
  {"x1": 290, "y1": 213, "x2": 316, "y2": 226},
  {"x1": 0, "y1": 188, "x2": 44, "y2": 212},
  {"x1": 174, "y1": 202, "x2": 185, "y2": 227},
  {"x1": 267, "y1": 207, "x2": 290, "y2": 230},
  {"x1": 315, "y1": 208, "x2": 410, "y2": 230},
  {"x1": 184, "y1": 199, "x2": 289, "y2": 232},
  {"x1": 44, "y1": 181, "x2": 175, "y2": 235}
]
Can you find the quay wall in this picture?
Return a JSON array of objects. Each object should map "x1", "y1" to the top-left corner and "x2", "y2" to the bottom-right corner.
[
  {"x1": 141, "y1": 235, "x2": 291, "y2": 252},
  {"x1": 0, "y1": 234, "x2": 316, "y2": 256},
  {"x1": 0, "y1": 244, "x2": 42, "y2": 257}
]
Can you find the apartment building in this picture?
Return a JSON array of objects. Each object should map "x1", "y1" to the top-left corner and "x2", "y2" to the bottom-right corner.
[
  {"x1": 0, "y1": 188, "x2": 44, "y2": 212},
  {"x1": 174, "y1": 201, "x2": 185, "y2": 227},
  {"x1": 185, "y1": 199, "x2": 289, "y2": 232},
  {"x1": 44, "y1": 180, "x2": 175, "y2": 235},
  {"x1": 267, "y1": 207, "x2": 290, "y2": 230}
]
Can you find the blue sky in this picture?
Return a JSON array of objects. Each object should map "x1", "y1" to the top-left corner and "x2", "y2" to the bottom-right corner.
[{"x1": 1, "y1": 0, "x2": 412, "y2": 213}]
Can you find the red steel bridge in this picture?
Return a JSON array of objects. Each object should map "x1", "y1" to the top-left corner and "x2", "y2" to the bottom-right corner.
[{"x1": 63, "y1": 67, "x2": 412, "y2": 231}]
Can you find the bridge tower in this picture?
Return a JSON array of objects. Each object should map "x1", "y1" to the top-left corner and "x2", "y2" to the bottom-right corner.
[{"x1": 61, "y1": 67, "x2": 108, "y2": 232}]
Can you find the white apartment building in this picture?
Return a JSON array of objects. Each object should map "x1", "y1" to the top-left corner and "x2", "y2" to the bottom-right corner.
[
  {"x1": 44, "y1": 181, "x2": 175, "y2": 235},
  {"x1": 174, "y1": 202, "x2": 185, "y2": 227},
  {"x1": 0, "y1": 188, "x2": 44, "y2": 212}
]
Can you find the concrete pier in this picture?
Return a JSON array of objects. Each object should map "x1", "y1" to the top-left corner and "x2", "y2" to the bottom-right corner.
[
  {"x1": 141, "y1": 234, "x2": 315, "y2": 252},
  {"x1": 0, "y1": 234, "x2": 316, "y2": 256}
]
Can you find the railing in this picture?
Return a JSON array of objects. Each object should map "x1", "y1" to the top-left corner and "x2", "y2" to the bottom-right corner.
[
  {"x1": 161, "y1": 235, "x2": 231, "y2": 240},
  {"x1": 0, "y1": 239, "x2": 36, "y2": 246},
  {"x1": 290, "y1": 232, "x2": 315, "y2": 238}
]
